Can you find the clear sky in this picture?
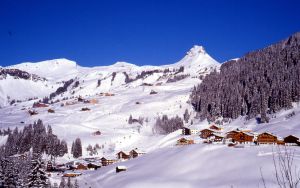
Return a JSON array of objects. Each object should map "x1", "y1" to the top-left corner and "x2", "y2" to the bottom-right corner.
[{"x1": 0, "y1": 0, "x2": 300, "y2": 67}]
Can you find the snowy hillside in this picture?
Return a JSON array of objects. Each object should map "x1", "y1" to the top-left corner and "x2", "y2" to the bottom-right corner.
[
  {"x1": 77, "y1": 144, "x2": 300, "y2": 188},
  {"x1": 1, "y1": 41, "x2": 300, "y2": 188},
  {"x1": 0, "y1": 45, "x2": 219, "y2": 151}
]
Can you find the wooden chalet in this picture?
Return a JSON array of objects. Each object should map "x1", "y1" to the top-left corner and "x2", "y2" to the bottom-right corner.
[
  {"x1": 101, "y1": 157, "x2": 117, "y2": 166},
  {"x1": 277, "y1": 140, "x2": 285, "y2": 145},
  {"x1": 176, "y1": 138, "x2": 194, "y2": 146},
  {"x1": 257, "y1": 132, "x2": 277, "y2": 144},
  {"x1": 87, "y1": 163, "x2": 101, "y2": 170},
  {"x1": 209, "y1": 125, "x2": 221, "y2": 131},
  {"x1": 226, "y1": 130, "x2": 254, "y2": 143},
  {"x1": 284, "y1": 135, "x2": 299, "y2": 145},
  {"x1": 116, "y1": 151, "x2": 130, "y2": 160},
  {"x1": 76, "y1": 163, "x2": 88, "y2": 170},
  {"x1": 199, "y1": 129, "x2": 215, "y2": 139},
  {"x1": 208, "y1": 133, "x2": 224, "y2": 142},
  {"x1": 129, "y1": 149, "x2": 146, "y2": 159}
]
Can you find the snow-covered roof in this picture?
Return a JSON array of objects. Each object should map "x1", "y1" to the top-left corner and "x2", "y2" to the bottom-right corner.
[{"x1": 116, "y1": 166, "x2": 127, "y2": 169}]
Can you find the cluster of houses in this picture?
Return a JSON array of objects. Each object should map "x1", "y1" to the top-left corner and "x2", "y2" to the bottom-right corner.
[
  {"x1": 45, "y1": 148, "x2": 146, "y2": 177},
  {"x1": 179, "y1": 125, "x2": 300, "y2": 146}
]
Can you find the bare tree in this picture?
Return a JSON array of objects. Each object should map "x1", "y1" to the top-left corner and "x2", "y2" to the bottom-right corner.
[{"x1": 261, "y1": 146, "x2": 300, "y2": 188}]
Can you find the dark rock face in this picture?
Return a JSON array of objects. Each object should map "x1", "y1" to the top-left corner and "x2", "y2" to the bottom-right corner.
[
  {"x1": 0, "y1": 68, "x2": 46, "y2": 81},
  {"x1": 190, "y1": 32, "x2": 300, "y2": 123}
]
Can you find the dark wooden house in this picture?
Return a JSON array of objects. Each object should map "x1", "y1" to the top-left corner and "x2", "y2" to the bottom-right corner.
[
  {"x1": 284, "y1": 135, "x2": 299, "y2": 145},
  {"x1": 116, "y1": 151, "x2": 130, "y2": 160},
  {"x1": 76, "y1": 163, "x2": 88, "y2": 170},
  {"x1": 200, "y1": 129, "x2": 215, "y2": 139},
  {"x1": 87, "y1": 163, "x2": 101, "y2": 170},
  {"x1": 100, "y1": 157, "x2": 116, "y2": 166},
  {"x1": 182, "y1": 127, "x2": 191, "y2": 135},
  {"x1": 257, "y1": 132, "x2": 277, "y2": 144},
  {"x1": 129, "y1": 149, "x2": 146, "y2": 158}
]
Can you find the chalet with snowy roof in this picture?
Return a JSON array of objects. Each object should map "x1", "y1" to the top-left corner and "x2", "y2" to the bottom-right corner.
[
  {"x1": 129, "y1": 149, "x2": 146, "y2": 158},
  {"x1": 76, "y1": 163, "x2": 88, "y2": 170},
  {"x1": 209, "y1": 125, "x2": 221, "y2": 131},
  {"x1": 100, "y1": 157, "x2": 117, "y2": 166},
  {"x1": 116, "y1": 166, "x2": 127, "y2": 173},
  {"x1": 199, "y1": 129, "x2": 215, "y2": 139},
  {"x1": 208, "y1": 133, "x2": 224, "y2": 142},
  {"x1": 284, "y1": 135, "x2": 299, "y2": 145},
  {"x1": 116, "y1": 151, "x2": 130, "y2": 160},
  {"x1": 87, "y1": 163, "x2": 101, "y2": 170},
  {"x1": 257, "y1": 132, "x2": 277, "y2": 144},
  {"x1": 176, "y1": 138, "x2": 194, "y2": 146},
  {"x1": 226, "y1": 130, "x2": 254, "y2": 144}
]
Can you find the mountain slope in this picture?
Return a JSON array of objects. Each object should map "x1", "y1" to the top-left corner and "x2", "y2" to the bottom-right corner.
[
  {"x1": 191, "y1": 32, "x2": 300, "y2": 122},
  {"x1": 0, "y1": 45, "x2": 220, "y2": 155}
]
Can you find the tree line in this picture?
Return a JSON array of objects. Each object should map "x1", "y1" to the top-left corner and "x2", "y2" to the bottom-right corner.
[{"x1": 190, "y1": 32, "x2": 300, "y2": 123}]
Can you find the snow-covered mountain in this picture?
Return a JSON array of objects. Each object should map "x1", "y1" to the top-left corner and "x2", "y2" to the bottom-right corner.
[{"x1": 0, "y1": 45, "x2": 219, "y2": 107}]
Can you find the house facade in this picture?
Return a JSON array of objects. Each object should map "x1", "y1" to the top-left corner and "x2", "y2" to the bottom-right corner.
[
  {"x1": 208, "y1": 133, "x2": 224, "y2": 142},
  {"x1": 101, "y1": 157, "x2": 117, "y2": 166},
  {"x1": 200, "y1": 129, "x2": 215, "y2": 139},
  {"x1": 116, "y1": 151, "x2": 130, "y2": 160},
  {"x1": 257, "y1": 132, "x2": 277, "y2": 144},
  {"x1": 284, "y1": 135, "x2": 299, "y2": 145},
  {"x1": 129, "y1": 149, "x2": 145, "y2": 158},
  {"x1": 176, "y1": 138, "x2": 194, "y2": 145},
  {"x1": 226, "y1": 131, "x2": 254, "y2": 143}
]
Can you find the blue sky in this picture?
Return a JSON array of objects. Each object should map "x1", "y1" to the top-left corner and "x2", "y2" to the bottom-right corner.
[{"x1": 0, "y1": 0, "x2": 300, "y2": 67}]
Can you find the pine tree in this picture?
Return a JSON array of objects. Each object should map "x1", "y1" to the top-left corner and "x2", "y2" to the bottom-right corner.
[
  {"x1": 27, "y1": 155, "x2": 49, "y2": 188},
  {"x1": 72, "y1": 138, "x2": 82, "y2": 158},
  {"x1": 128, "y1": 115, "x2": 133, "y2": 124},
  {"x1": 183, "y1": 109, "x2": 190, "y2": 123}
]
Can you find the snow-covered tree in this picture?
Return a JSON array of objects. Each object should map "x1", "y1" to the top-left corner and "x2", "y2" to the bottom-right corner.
[
  {"x1": 72, "y1": 138, "x2": 82, "y2": 158},
  {"x1": 27, "y1": 155, "x2": 49, "y2": 187}
]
